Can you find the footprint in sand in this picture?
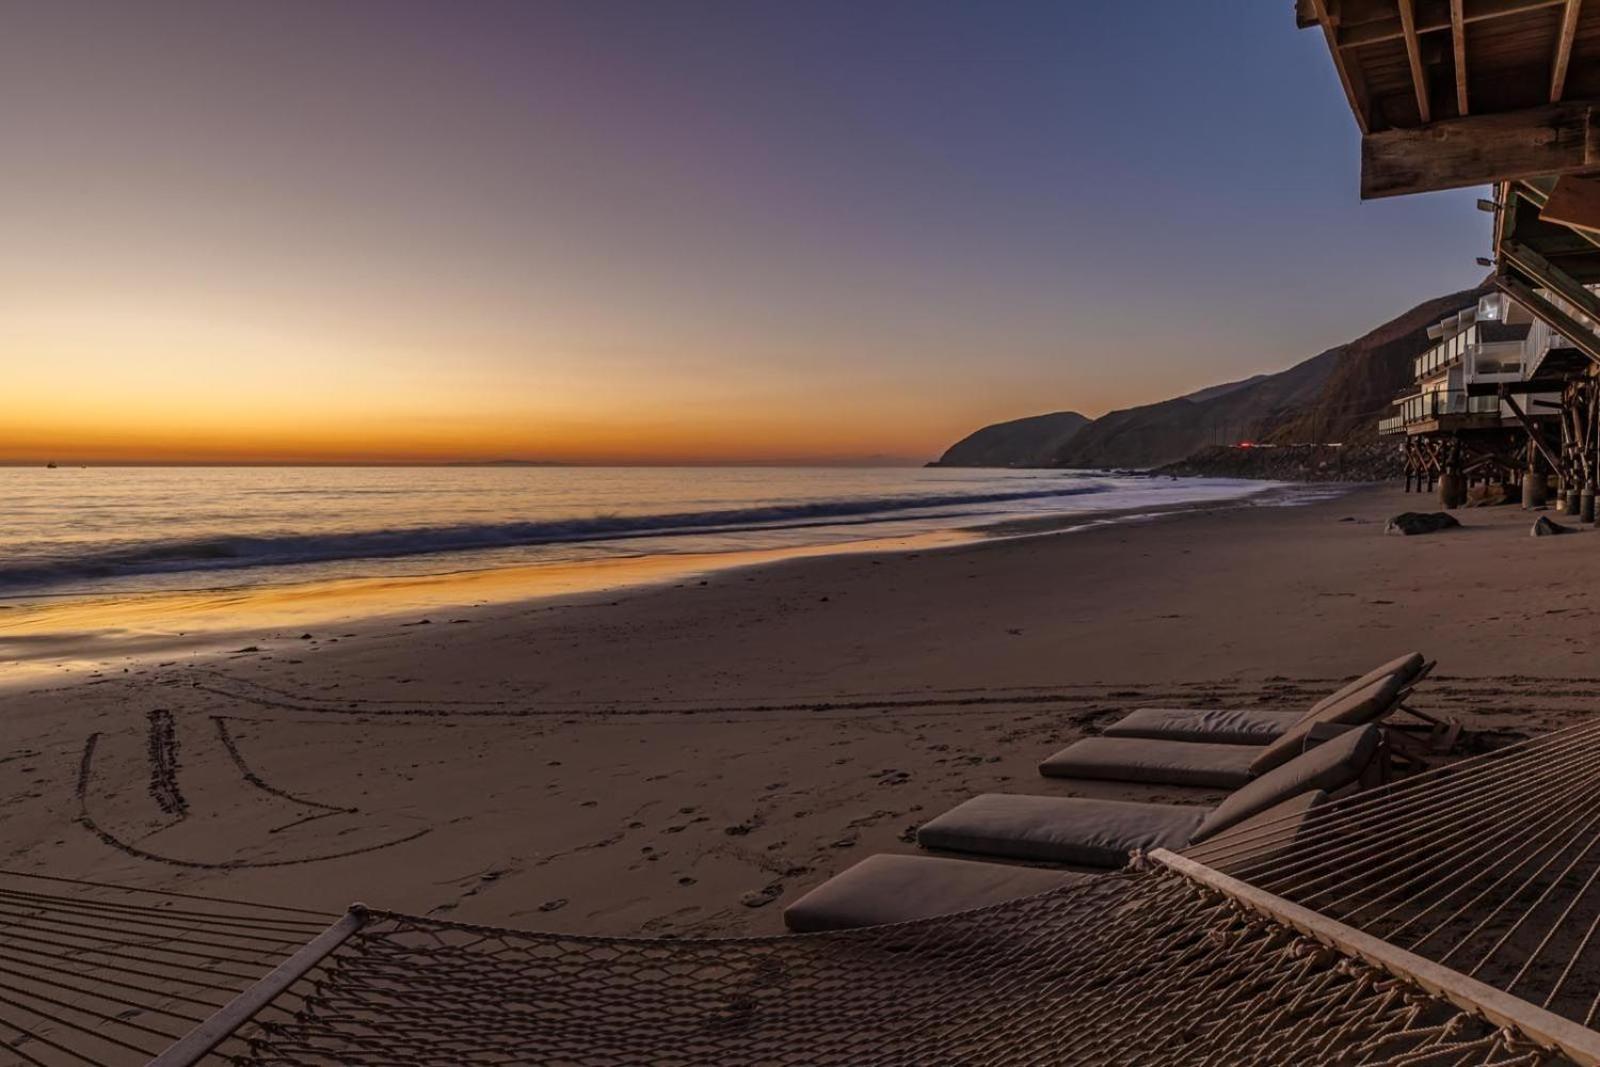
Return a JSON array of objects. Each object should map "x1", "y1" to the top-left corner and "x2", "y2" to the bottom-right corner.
[{"x1": 739, "y1": 882, "x2": 784, "y2": 908}]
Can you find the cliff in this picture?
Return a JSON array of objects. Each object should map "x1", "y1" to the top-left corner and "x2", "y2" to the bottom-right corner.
[
  {"x1": 930, "y1": 411, "x2": 1089, "y2": 468},
  {"x1": 931, "y1": 284, "x2": 1490, "y2": 470}
]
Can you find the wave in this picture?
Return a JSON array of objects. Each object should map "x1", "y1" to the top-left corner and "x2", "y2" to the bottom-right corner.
[{"x1": 0, "y1": 484, "x2": 1110, "y2": 590}]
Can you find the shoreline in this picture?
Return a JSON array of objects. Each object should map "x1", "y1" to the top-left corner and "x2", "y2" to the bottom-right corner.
[
  {"x1": 0, "y1": 481, "x2": 1319, "y2": 688},
  {"x1": 3, "y1": 482, "x2": 1594, "y2": 939}
]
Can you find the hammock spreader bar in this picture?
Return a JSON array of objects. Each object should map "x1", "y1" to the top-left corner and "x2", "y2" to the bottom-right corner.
[
  {"x1": 149, "y1": 907, "x2": 367, "y2": 1067},
  {"x1": 1153, "y1": 848, "x2": 1600, "y2": 1066}
]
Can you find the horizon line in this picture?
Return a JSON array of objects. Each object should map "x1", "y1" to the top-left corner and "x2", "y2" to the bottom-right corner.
[{"x1": 0, "y1": 458, "x2": 933, "y2": 469}]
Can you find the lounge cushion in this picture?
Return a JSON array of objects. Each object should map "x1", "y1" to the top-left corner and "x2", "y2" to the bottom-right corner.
[
  {"x1": 782, "y1": 854, "x2": 1089, "y2": 932},
  {"x1": 1186, "y1": 790, "x2": 1329, "y2": 870},
  {"x1": 1102, "y1": 707, "x2": 1301, "y2": 745},
  {"x1": 1307, "y1": 652, "x2": 1425, "y2": 716},
  {"x1": 1038, "y1": 736, "x2": 1256, "y2": 788},
  {"x1": 1248, "y1": 675, "x2": 1402, "y2": 775},
  {"x1": 1195, "y1": 724, "x2": 1379, "y2": 841},
  {"x1": 918, "y1": 794, "x2": 1209, "y2": 867},
  {"x1": 1099, "y1": 653, "x2": 1424, "y2": 746}
]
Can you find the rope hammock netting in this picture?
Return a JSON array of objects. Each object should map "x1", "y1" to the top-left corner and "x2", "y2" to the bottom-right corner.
[{"x1": 7, "y1": 719, "x2": 1600, "y2": 1065}]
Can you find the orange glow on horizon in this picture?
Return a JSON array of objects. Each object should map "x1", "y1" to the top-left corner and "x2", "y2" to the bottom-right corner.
[{"x1": 1, "y1": 300, "x2": 1174, "y2": 466}]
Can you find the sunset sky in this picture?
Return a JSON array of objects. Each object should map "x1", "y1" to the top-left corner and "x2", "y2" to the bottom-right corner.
[{"x1": 2, "y1": 1, "x2": 1490, "y2": 465}]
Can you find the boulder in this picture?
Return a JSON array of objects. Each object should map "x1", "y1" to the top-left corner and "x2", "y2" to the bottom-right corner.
[
  {"x1": 1532, "y1": 516, "x2": 1575, "y2": 537},
  {"x1": 1385, "y1": 512, "x2": 1461, "y2": 536}
]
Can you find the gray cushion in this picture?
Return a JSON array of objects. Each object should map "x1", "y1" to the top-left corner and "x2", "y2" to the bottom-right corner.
[
  {"x1": 918, "y1": 794, "x2": 1209, "y2": 867},
  {"x1": 1102, "y1": 707, "x2": 1301, "y2": 745},
  {"x1": 1039, "y1": 736, "x2": 1256, "y2": 788},
  {"x1": 782, "y1": 854, "x2": 1089, "y2": 932},
  {"x1": 1195, "y1": 725, "x2": 1379, "y2": 841},
  {"x1": 1307, "y1": 652, "x2": 1425, "y2": 716},
  {"x1": 1098, "y1": 653, "x2": 1423, "y2": 746},
  {"x1": 1185, "y1": 790, "x2": 1328, "y2": 868},
  {"x1": 1249, "y1": 675, "x2": 1402, "y2": 774}
]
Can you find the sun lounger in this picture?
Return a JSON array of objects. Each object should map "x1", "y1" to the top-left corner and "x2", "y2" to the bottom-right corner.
[
  {"x1": 1101, "y1": 706, "x2": 1304, "y2": 745},
  {"x1": 921, "y1": 723, "x2": 1378, "y2": 866},
  {"x1": 786, "y1": 780, "x2": 1339, "y2": 932},
  {"x1": 1038, "y1": 737, "x2": 1258, "y2": 788},
  {"x1": 784, "y1": 724, "x2": 1378, "y2": 932},
  {"x1": 1043, "y1": 674, "x2": 1403, "y2": 785},
  {"x1": 783, "y1": 854, "x2": 1090, "y2": 932},
  {"x1": 916, "y1": 793, "x2": 1211, "y2": 866},
  {"x1": 1101, "y1": 652, "x2": 1428, "y2": 746}
]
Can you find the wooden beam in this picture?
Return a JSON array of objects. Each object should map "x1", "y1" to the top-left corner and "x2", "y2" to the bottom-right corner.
[
  {"x1": 1153, "y1": 850, "x2": 1600, "y2": 1066},
  {"x1": 1310, "y1": 0, "x2": 1372, "y2": 134},
  {"x1": 1500, "y1": 237, "x2": 1600, "y2": 328},
  {"x1": 1554, "y1": 0, "x2": 1583, "y2": 101},
  {"x1": 1402, "y1": 0, "x2": 1433, "y2": 123},
  {"x1": 1497, "y1": 273, "x2": 1600, "y2": 367},
  {"x1": 1540, "y1": 174, "x2": 1600, "y2": 233},
  {"x1": 1452, "y1": 0, "x2": 1470, "y2": 116},
  {"x1": 1336, "y1": 0, "x2": 1566, "y2": 49},
  {"x1": 1502, "y1": 390, "x2": 1567, "y2": 469},
  {"x1": 1361, "y1": 102, "x2": 1599, "y2": 199}
]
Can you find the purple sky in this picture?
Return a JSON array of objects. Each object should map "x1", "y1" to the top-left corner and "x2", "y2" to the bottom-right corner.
[{"x1": 0, "y1": 1, "x2": 1490, "y2": 463}]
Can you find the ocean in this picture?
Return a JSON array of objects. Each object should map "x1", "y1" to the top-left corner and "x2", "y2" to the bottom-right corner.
[{"x1": 0, "y1": 465, "x2": 1304, "y2": 604}]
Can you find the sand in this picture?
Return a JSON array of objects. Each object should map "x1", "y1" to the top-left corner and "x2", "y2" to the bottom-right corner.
[{"x1": 2, "y1": 483, "x2": 1597, "y2": 937}]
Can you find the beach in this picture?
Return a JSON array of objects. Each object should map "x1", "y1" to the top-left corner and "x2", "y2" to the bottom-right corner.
[{"x1": 1, "y1": 483, "x2": 1591, "y2": 937}]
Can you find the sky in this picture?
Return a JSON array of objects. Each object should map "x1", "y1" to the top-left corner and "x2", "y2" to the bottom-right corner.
[{"x1": 0, "y1": 1, "x2": 1492, "y2": 465}]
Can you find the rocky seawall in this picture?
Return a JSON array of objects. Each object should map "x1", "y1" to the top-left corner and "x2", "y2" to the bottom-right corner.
[{"x1": 1155, "y1": 441, "x2": 1402, "y2": 483}]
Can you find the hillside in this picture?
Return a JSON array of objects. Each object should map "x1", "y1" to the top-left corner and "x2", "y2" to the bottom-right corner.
[
  {"x1": 1056, "y1": 348, "x2": 1342, "y2": 469},
  {"x1": 930, "y1": 284, "x2": 1489, "y2": 470},
  {"x1": 931, "y1": 411, "x2": 1089, "y2": 467}
]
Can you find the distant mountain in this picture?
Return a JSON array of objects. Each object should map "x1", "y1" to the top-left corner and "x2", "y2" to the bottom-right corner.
[
  {"x1": 1181, "y1": 374, "x2": 1270, "y2": 404},
  {"x1": 930, "y1": 284, "x2": 1489, "y2": 470},
  {"x1": 1261, "y1": 283, "x2": 1492, "y2": 448},
  {"x1": 930, "y1": 411, "x2": 1090, "y2": 468},
  {"x1": 1055, "y1": 350, "x2": 1344, "y2": 469}
]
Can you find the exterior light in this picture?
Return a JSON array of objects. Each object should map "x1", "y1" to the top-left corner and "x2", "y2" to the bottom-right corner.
[
  {"x1": 1476, "y1": 199, "x2": 1501, "y2": 212},
  {"x1": 1476, "y1": 257, "x2": 1495, "y2": 267}
]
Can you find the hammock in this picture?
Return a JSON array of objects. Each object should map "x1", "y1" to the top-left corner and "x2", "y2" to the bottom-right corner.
[{"x1": 9, "y1": 720, "x2": 1600, "y2": 1065}]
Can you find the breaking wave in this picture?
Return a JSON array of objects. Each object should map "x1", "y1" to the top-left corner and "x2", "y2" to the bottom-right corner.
[{"x1": 0, "y1": 484, "x2": 1111, "y2": 590}]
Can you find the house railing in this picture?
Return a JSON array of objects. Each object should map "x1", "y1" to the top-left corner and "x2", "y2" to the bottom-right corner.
[{"x1": 1384, "y1": 390, "x2": 1502, "y2": 433}]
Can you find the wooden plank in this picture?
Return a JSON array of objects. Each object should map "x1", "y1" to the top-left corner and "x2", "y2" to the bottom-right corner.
[
  {"x1": 149, "y1": 908, "x2": 365, "y2": 1067},
  {"x1": 1501, "y1": 390, "x2": 1567, "y2": 468},
  {"x1": 1310, "y1": 0, "x2": 1373, "y2": 133},
  {"x1": 1540, "y1": 173, "x2": 1600, "y2": 232},
  {"x1": 1152, "y1": 849, "x2": 1600, "y2": 1067},
  {"x1": 1453, "y1": 0, "x2": 1471, "y2": 115},
  {"x1": 1553, "y1": 0, "x2": 1583, "y2": 100},
  {"x1": 1497, "y1": 273, "x2": 1600, "y2": 367},
  {"x1": 1361, "y1": 101, "x2": 1598, "y2": 198},
  {"x1": 1337, "y1": 0, "x2": 1567, "y2": 48},
  {"x1": 1402, "y1": 0, "x2": 1434, "y2": 121}
]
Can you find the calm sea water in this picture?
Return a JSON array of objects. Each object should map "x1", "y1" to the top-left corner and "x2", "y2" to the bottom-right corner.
[{"x1": 0, "y1": 466, "x2": 1298, "y2": 603}]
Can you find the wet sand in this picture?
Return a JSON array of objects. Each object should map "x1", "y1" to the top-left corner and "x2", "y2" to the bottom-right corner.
[{"x1": 1, "y1": 484, "x2": 1596, "y2": 936}]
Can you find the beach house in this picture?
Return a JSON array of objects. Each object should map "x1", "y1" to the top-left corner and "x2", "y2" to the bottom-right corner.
[
  {"x1": 1381, "y1": 289, "x2": 1575, "y2": 505},
  {"x1": 1299, "y1": 0, "x2": 1600, "y2": 517}
]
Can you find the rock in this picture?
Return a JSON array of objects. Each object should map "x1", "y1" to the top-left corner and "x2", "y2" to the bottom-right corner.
[
  {"x1": 1385, "y1": 512, "x2": 1461, "y2": 536},
  {"x1": 1532, "y1": 516, "x2": 1574, "y2": 537},
  {"x1": 1465, "y1": 483, "x2": 1512, "y2": 507}
]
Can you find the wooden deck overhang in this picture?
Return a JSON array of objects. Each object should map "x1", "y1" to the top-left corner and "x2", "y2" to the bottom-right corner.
[{"x1": 1296, "y1": 0, "x2": 1600, "y2": 197}]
